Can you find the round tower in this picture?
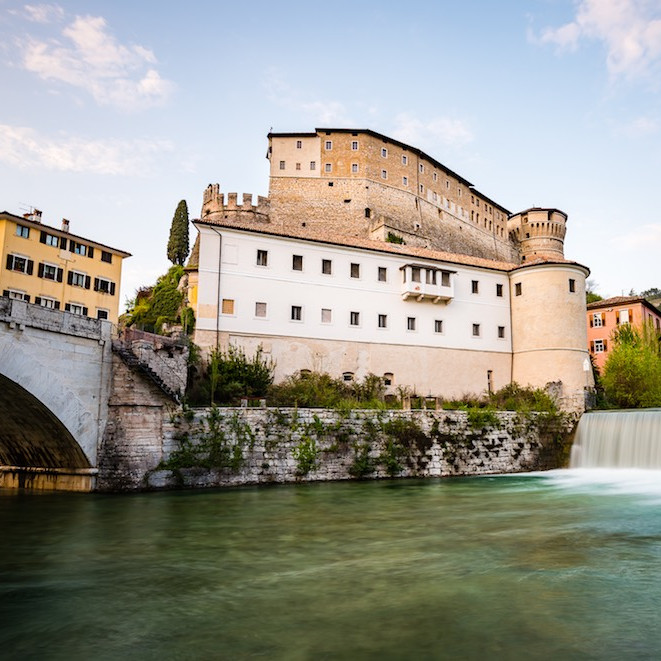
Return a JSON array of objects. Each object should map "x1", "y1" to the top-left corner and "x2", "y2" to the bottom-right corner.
[
  {"x1": 508, "y1": 207, "x2": 567, "y2": 262},
  {"x1": 509, "y1": 261, "x2": 593, "y2": 411}
]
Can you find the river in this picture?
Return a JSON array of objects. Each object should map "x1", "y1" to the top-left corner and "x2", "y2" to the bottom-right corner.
[{"x1": 2, "y1": 471, "x2": 661, "y2": 660}]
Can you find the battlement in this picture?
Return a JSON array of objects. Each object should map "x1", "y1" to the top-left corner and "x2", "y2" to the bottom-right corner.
[
  {"x1": 201, "y1": 184, "x2": 270, "y2": 222},
  {"x1": 508, "y1": 208, "x2": 567, "y2": 260}
]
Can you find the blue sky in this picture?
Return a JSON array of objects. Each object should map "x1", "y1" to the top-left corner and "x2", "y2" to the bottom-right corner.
[{"x1": 2, "y1": 0, "x2": 661, "y2": 306}]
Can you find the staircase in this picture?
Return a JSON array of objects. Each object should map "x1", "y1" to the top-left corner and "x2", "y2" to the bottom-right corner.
[{"x1": 112, "y1": 341, "x2": 181, "y2": 403}]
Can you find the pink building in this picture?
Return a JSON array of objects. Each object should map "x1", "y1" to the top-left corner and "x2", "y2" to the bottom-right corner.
[{"x1": 587, "y1": 296, "x2": 661, "y2": 371}]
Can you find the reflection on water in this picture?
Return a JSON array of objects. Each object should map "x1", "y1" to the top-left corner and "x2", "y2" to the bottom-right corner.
[{"x1": 2, "y1": 473, "x2": 661, "y2": 660}]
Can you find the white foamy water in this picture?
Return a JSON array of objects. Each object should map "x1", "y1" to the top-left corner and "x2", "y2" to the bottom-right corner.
[
  {"x1": 570, "y1": 409, "x2": 661, "y2": 469},
  {"x1": 543, "y1": 467, "x2": 661, "y2": 500}
]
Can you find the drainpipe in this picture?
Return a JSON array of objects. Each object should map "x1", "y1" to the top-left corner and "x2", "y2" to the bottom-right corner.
[{"x1": 208, "y1": 227, "x2": 223, "y2": 350}]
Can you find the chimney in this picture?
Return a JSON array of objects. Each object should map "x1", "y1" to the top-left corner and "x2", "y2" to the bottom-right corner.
[
  {"x1": 61, "y1": 218, "x2": 70, "y2": 233},
  {"x1": 24, "y1": 209, "x2": 42, "y2": 222}
]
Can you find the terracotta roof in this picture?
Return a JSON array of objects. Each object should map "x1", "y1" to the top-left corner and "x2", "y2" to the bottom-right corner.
[
  {"x1": 587, "y1": 295, "x2": 661, "y2": 314},
  {"x1": 195, "y1": 216, "x2": 518, "y2": 272}
]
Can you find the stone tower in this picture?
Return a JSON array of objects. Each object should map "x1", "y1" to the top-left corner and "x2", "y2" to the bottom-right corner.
[{"x1": 508, "y1": 207, "x2": 567, "y2": 262}]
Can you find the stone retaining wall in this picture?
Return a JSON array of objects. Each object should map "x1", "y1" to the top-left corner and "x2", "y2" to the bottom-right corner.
[{"x1": 129, "y1": 406, "x2": 573, "y2": 492}]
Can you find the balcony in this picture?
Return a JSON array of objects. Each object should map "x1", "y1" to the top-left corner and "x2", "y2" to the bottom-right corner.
[{"x1": 400, "y1": 264, "x2": 454, "y2": 303}]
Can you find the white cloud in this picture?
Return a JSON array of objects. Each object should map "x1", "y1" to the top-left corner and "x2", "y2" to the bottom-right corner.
[
  {"x1": 611, "y1": 223, "x2": 661, "y2": 249},
  {"x1": 537, "y1": 0, "x2": 661, "y2": 80},
  {"x1": 19, "y1": 13, "x2": 173, "y2": 110},
  {"x1": 264, "y1": 69, "x2": 352, "y2": 125},
  {"x1": 391, "y1": 112, "x2": 474, "y2": 148},
  {"x1": 23, "y1": 4, "x2": 64, "y2": 23},
  {"x1": 0, "y1": 124, "x2": 174, "y2": 175},
  {"x1": 623, "y1": 116, "x2": 659, "y2": 135}
]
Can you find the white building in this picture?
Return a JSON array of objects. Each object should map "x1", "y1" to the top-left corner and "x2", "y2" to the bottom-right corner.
[{"x1": 191, "y1": 214, "x2": 592, "y2": 408}]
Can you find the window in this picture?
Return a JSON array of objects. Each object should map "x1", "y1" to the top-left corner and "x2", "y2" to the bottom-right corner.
[
  {"x1": 296, "y1": 140, "x2": 302, "y2": 149},
  {"x1": 296, "y1": 162, "x2": 301, "y2": 170},
  {"x1": 419, "y1": 163, "x2": 424, "y2": 173},
  {"x1": 419, "y1": 184, "x2": 424, "y2": 194},
  {"x1": 381, "y1": 147, "x2": 388, "y2": 158},
  {"x1": 351, "y1": 163, "x2": 359, "y2": 173},
  {"x1": 222, "y1": 299, "x2": 235, "y2": 314},
  {"x1": 426, "y1": 270, "x2": 437, "y2": 285},
  {"x1": 407, "y1": 317, "x2": 416, "y2": 331},
  {"x1": 279, "y1": 160, "x2": 285, "y2": 170},
  {"x1": 365, "y1": 208, "x2": 371, "y2": 218},
  {"x1": 325, "y1": 163, "x2": 332, "y2": 173},
  {"x1": 255, "y1": 302, "x2": 267, "y2": 317},
  {"x1": 402, "y1": 176, "x2": 408, "y2": 186},
  {"x1": 292, "y1": 254, "x2": 303, "y2": 271},
  {"x1": 68, "y1": 271, "x2": 89, "y2": 288},
  {"x1": 66, "y1": 303, "x2": 87, "y2": 316},
  {"x1": 310, "y1": 161, "x2": 316, "y2": 170},
  {"x1": 592, "y1": 313, "x2": 603, "y2": 328},
  {"x1": 378, "y1": 267, "x2": 387, "y2": 282},
  {"x1": 410, "y1": 267, "x2": 421, "y2": 283},
  {"x1": 321, "y1": 308, "x2": 332, "y2": 323},
  {"x1": 343, "y1": 372, "x2": 354, "y2": 382},
  {"x1": 38, "y1": 263, "x2": 62, "y2": 282},
  {"x1": 441, "y1": 272, "x2": 451, "y2": 287},
  {"x1": 322, "y1": 259, "x2": 332, "y2": 275},
  {"x1": 5, "y1": 254, "x2": 33, "y2": 275},
  {"x1": 434, "y1": 319, "x2": 443, "y2": 334},
  {"x1": 433, "y1": 172, "x2": 437, "y2": 182},
  {"x1": 351, "y1": 140, "x2": 358, "y2": 150},
  {"x1": 291, "y1": 305, "x2": 302, "y2": 321},
  {"x1": 101, "y1": 251, "x2": 112, "y2": 264},
  {"x1": 402, "y1": 155, "x2": 408, "y2": 165},
  {"x1": 256, "y1": 249, "x2": 268, "y2": 266},
  {"x1": 618, "y1": 309, "x2": 630, "y2": 325},
  {"x1": 97, "y1": 309, "x2": 109, "y2": 320},
  {"x1": 5, "y1": 290, "x2": 29, "y2": 301},
  {"x1": 350, "y1": 311, "x2": 360, "y2": 326},
  {"x1": 594, "y1": 339, "x2": 605, "y2": 353},
  {"x1": 471, "y1": 280, "x2": 479, "y2": 294},
  {"x1": 569, "y1": 278, "x2": 576, "y2": 293},
  {"x1": 378, "y1": 314, "x2": 387, "y2": 328},
  {"x1": 16, "y1": 225, "x2": 29, "y2": 238},
  {"x1": 383, "y1": 372, "x2": 394, "y2": 386},
  {"x1": 350, "y1": 263, "x2": 360, "y2": 278},
  {"x1": 498, "y1": 326, "x2": 505, "y2": 339},
  {"x1": 72, "y1": 242, "x2": 88, "y2": 257},
  {"x1": 496, "y1": 283, "x2": 503, "y2": 297},
  {"x1": 381, "y1": 169, "x2": 387, "y2": 179},
  {"x1": 325, "y1": 140, "x2": 332, "y2": 150},
  {"x1": 46, "y1": 234, "x2": 58, "y2": 247},
  {"x1": 36, "y1": 296, "x2": 57, "y2": 309},
  {"x1": 472, "y1": 323, "x2": 481, "y2": 337},
  {"x1": 515, "y1": 282, "x2": 522, "y2": 296},
  {"x1": 94, "y1": 277, "x2": 115, "y2": 295}
]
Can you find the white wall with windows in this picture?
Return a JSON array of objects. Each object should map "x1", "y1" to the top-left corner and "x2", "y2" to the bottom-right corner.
[{"x1": 195, "y1": 225, "x2": 512, "y2": 353}]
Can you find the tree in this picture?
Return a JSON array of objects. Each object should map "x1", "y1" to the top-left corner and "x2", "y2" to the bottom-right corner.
[
  {"x1": 601, "y1": 322, "x2": 661, "y2": 408},
  {"x1": 167, "y1": 200, "x2": 190, "y2": 266},
  {"x1": 586, "y1": 279, "x2": 603, "y2": 304}
]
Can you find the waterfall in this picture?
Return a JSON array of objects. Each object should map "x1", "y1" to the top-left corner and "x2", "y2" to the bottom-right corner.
[{"x1": 571, "y1": 410, "x2": 661, "y2": 468}]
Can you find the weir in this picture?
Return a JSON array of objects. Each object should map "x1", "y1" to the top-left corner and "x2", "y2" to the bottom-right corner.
[{"x1": 571, "y1": 409, "x2": 661, "y2": 468}]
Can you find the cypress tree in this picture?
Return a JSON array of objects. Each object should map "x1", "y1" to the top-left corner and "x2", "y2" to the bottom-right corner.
[{"x1": 167, "y1": 200, "x2": 190, "y2": 266}]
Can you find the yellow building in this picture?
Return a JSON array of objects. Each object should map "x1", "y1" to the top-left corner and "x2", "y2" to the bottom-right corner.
[{"x1": 1, "y1": 210, "x2": 130, "y2": 324}]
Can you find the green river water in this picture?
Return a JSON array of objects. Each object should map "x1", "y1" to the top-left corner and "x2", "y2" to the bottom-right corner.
[{"x1": 2, "y1": 470, "x2": 661, "y2": 660}]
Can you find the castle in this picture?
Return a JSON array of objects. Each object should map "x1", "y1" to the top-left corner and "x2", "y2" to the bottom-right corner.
[{"x1": 186, "y1": 128, "x2": 593, "y2": 410}]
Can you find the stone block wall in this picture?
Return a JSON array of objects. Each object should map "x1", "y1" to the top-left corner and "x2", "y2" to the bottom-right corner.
[{"x1": 100, "y1": 406, "x2": 573, "y2": 491}]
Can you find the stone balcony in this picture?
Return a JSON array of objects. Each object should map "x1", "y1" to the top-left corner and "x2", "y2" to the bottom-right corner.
[{"x1": 400, "y1": 264, "x2": 454, "y2": 303}]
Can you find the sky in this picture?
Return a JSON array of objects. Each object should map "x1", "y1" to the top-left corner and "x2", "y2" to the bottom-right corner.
[{"x1": 2, "y1": 0, "x2": 661, "y2": 307}]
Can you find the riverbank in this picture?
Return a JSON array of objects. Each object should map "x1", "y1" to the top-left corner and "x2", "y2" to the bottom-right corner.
[{"x1": 98, "y1": 406, "x2": 575, "y2": 491}]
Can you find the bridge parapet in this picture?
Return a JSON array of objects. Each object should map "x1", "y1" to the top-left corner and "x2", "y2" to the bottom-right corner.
[{"x1": 0, "y1": 297, "x2": 107, "y2": 341}]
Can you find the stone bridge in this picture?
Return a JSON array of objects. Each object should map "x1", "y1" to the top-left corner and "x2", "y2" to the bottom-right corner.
[{"x1": 0, "y1": 297, "x2": 187, "y2": 491}]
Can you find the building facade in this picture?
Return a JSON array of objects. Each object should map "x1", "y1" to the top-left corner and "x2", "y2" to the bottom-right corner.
[
  {"x1": 1, "y1": 210, "x2": 130, "y2": 324},
  {"x1": 190, "y1": 129, "x2": 593, "y2": 410},
  {"x1": 587, "y1": 295, "x2": 661, "y2": 371}
]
